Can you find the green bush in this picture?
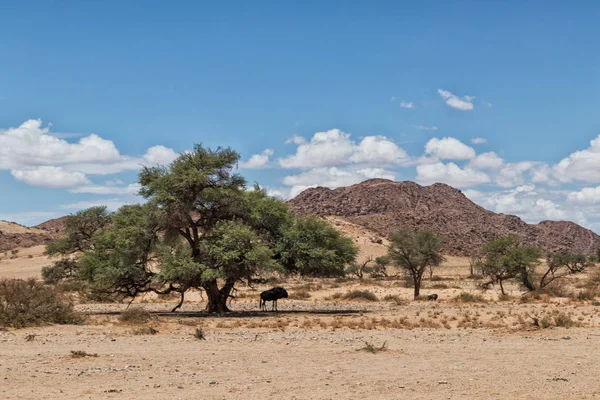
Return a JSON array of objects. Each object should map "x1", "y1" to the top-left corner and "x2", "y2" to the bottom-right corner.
[{"x1": 0, "y1": 278, "x2": 81, "y2": 328}]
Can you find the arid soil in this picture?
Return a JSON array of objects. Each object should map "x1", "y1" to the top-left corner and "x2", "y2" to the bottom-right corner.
[{"x1": 2, "y1": 225, "x2": 600, "y2": 399}]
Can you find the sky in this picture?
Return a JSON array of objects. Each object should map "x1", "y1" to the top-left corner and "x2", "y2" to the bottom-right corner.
[{"x1": 2, "y1": 1, "x2": 600, "y2": 231}]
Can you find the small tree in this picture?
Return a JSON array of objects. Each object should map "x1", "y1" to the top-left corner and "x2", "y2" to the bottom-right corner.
[
  {"x1": 387, "y1": 230, "x2": 445, "y2": 299},
  {"x1": 476, "y1": 235, "x2": 540, "y2": 295},
  {"x1": 468, "y1": 249, "x2": 482, "y2": 276},
  {"x1": 540, "y1": 253, "x2": 592, "y2": 289}
]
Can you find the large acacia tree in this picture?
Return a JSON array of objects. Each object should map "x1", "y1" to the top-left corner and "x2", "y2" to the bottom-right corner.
[{"x1": 48, "y1": 145, "x2": 357, "y2": 313}]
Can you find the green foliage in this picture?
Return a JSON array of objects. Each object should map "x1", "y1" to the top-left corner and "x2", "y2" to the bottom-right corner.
[
  {"x1": 476, "y1": 235, "x2": 541, "y2": 294},
  {"x1": 45, "y1": 206, "x2": 111, "y2": 257},
  {"x1": 542, "y1": 253, "x2": 592, "y2": 288},
  {"x1": 388, "y1": 229, "x2": 445, "y2": 299},
  {"x1": 42, "y1": 259, "x2": 78, "y2": 284},
  {"x1": 0, "y1": 279, "x2": 81, "y2": 328},
  {"x1": 278, "y1": 216, "x2": 357, "y2": 277},
  {"x1": 54, "y1": 144, "x2": 357, "y2": 312}
]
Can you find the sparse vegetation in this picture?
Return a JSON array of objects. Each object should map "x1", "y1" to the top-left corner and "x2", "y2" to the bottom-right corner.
[
  {"x1": 132, "y1": 326, "x2": 159, "y2": 335},
  {"x1": 358, "y1": 341, "x2": 388, "y2": 353},
  {"x1": 0, "y1": 278, "x2": 81, "y2": 328},
  {"x1": 342, "y1": 289, "x2": 378, "y2": 301},
  {"x1": 71, "y1": 350, "x2": 98, "y2": 358},
  {"x1": 455, "y1": 292, "x2": 487, "y2": 303},
  {"x1": 118, "y1": 307, "x2": 152, "y2": 324},
  {"x1": 193, "y1": 327, "x2": 206, "y2": 340}
]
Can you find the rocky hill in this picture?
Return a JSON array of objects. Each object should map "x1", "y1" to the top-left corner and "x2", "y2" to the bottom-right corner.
[{"x1": 288, "y1": 178, "x2": 600, "y2": 256}]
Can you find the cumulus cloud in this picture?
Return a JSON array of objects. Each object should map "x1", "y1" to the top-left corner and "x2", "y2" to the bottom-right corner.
[
  {"x1": 437, "y1": 89, "x2": 475, "y2": 111},
  {"x1": 283, "y1": 166, "x2": 396, "y2": 198},
  {"x1": 240, "y1": 149, "x2": 274, "y2": 169},
  {"x1": 11, "y1": 166, "x2": 90, "y2": 188},
  {"x1": 553, "y1": 135, "x2": 600, "y2": 183},
  {"x1": 495, "y1": 162, "x2": 536, "y2": 188},
  {"x1": 278, "y1": 129, "x2": 410, "y2": 169},
  {"x1": 0, "y1": 119, "x2": 179, "y2": 185},
  {"x1": 464, "y1": 185, "x2": 567, "y2": 222},
  {"x1": 424, "y1": 137, "x2": 476, "y2": 160},
  {"x1": 471, "y1": 137, "x2": 487, "y2": 144},
  {"x1": 416, "y1": 162, "x2": 490, "y2": 187},
  {"x1": 567, "y1": 186, "x2": 600, "y2": 204},
  {"x1": 468, "y1": 152, "x2": 504, "y2": 170},
  {"x1": 399, "y1": 101, "x2": 415, "y2": 109}
]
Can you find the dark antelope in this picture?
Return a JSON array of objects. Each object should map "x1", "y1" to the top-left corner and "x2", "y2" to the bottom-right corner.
[{"x1": 259, "y1": 287, "x2": 289, "y2": 311}]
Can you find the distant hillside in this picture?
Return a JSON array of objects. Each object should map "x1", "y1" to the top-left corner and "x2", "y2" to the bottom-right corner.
[
  {"x1": 288, "y1": 179, "x2": 600, "y2": 256},
  {"x1": 0, "y1": 221, "x2": 54, "y2": 253}
]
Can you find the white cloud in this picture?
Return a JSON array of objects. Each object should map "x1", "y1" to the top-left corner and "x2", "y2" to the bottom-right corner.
[
  {"x1": 11, "y1": 166, "x2": 90, "y2": 188},
  {"x1": 471, "y1": 137, "x2": 487, "y2": 144},
  {"x1": 464, "y1": 185, "x2": 567, "y2": 222},
  {"x1": 349, "y1": 136, "x2": 409, "y2": 165},
  {"x1": 469, "y1": 152, "x2": 504, "y2": 170},
  {"x1": 0, "y1": 119, "x2": 179, "y2": 184},
  {"x1": 413, "y1": 125, "x2": 438, "y2": 131},
  {"x1": 285, "y1": 135, "x2": 306, "y2": 145},
  {"x1": 240, "y1": 149, "x2": 274, "y2": 169},
  {"x1": 278, "y1": 129, "x2": 410, "y2": 169},
  {"x1": 416, "y1": 162, "x2": 490, "y2": 187},
  {"x1": 553, "y1": 135, "x2": 600, "y2": 183},
  {"x1": 399, "y1": 101, "x2": 415, "y2": 109},
  {"x1": 69, "y1": 183, "x2": 140, "y2": 195},
  {"x1": 437, "y1": 89, "x2": 475, "y2": 111},
  {"x1": 284, "y1": 166, "x2": 396, "y2": 198},
  {"x1": 59, "y1": 198, "x2": 136, "y2": 211},
  {"x1": 425, "y1": 137, "x2": 476, "y2": 160},
  {"x1": 495, "y1": 162, "x2": 536, "y2": 188},
  {"x1": 567, "y1": 186, "x2": 600, "y2": 205},
  {"x1": 143, "y1": 146, "x2": 178, "y2": 165}
]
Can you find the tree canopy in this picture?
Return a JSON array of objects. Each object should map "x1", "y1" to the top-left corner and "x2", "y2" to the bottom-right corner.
[{"x1": 45, "y1": 144, "x2": 357, "y2": 312}]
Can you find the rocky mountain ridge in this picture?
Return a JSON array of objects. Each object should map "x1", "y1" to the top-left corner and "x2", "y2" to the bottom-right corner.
[{"x1": 288, "y1": 179, "x2": 600, "y2": 256}]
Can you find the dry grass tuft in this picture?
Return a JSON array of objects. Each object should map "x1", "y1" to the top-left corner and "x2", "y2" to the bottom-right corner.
[{"x1": 118, "y1": 307, "x2": 152, "y2": 324}]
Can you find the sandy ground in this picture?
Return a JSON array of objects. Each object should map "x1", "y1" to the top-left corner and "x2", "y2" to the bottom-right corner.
[{"x1": 2, "y1": 230, "x2": 600, "y2": 399}]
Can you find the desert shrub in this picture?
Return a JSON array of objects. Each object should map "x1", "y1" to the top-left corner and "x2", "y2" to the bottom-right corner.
[
  {"x1": 554, "y1": 313, "x2": 575, "y2": 328},
  {"x1": 290, "y1": 290, "x2": 311, "y2": 299},
  {"x1": 342, "y1": 290, "x2": 378, "y2": 301},
  {"x1": 0, "y1": 278, "x2": 81, "y2": 328},
  {"x1": 71, "y1": 350, "x2": 97, "y2": 358},
  {"x1": 357, "y1": 341, "x2": 387, "y2": 353},
  {"x1": 326, "y1": 292, "x2": 343, "y2": 300},
  {"x1": 542, "y1": 280, "x2": 573, "y2": 298},
  {"x1": 573, "y1": 289, "x2": 597, "y2": 301},
  {"x1": 455, "y1": 292, "x2": 487, "y2": 303},
  {"x1": 431, "y1": 283, "x2": 449, "y2": 289},
  {"x1": 383, "y1": 294, "x2": 406, "y2": 305},
  {"x1": 132, "y1": 326, "x2": 159, "y2": 335},
  {"x1": 193, "y1": 327, "x2": 206, "y2": 340},
  {"x1": 497, "y1": 293, "x2": 512, "y2": 302},
  {"x1": 118, "y1": 307, "x2": 152, "y2": 324}
]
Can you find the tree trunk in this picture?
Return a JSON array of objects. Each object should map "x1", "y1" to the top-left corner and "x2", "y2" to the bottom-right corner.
[
  {"x1": 171, "y1": 291, "x2": 185, "y2": 312},
  {"x1": 499, "y1": 279, "x2": 505, "y2": 295},
  {"x1": 413, "y1": 273, "x2": 421, "y2": 300},
  {"x1": 203, "y1": 278, "x2": 236, "y2": 313}
]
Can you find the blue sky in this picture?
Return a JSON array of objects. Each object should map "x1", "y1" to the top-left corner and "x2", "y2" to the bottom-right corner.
[{"x1": 2, "y1": 1, "x2": 600, "y2": 231}]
